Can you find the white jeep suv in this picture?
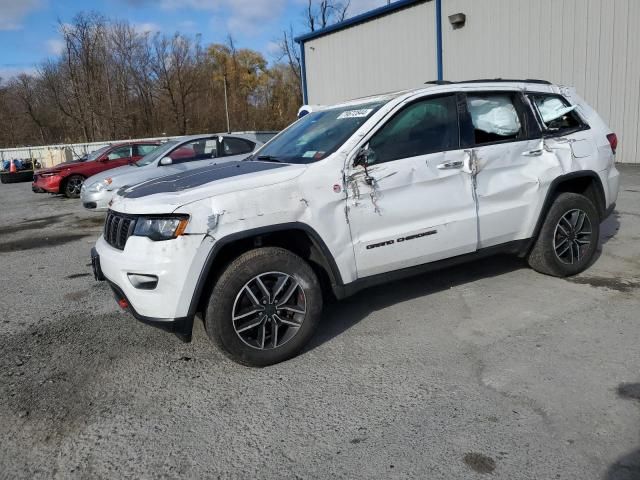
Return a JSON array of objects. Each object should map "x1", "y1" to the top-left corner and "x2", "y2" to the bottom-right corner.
[{"x1": 92, "y1": 79, "x2": 619, "y2": 366}]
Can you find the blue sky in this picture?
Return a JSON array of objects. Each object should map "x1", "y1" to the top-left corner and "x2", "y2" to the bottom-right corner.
[{"x1": 0, "y1": 0, "x2": 387, "y2": 80}]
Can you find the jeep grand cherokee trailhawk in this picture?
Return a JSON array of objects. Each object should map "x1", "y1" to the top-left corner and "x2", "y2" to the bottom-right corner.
[{"x1": 91, "y1": 79, "x2": 619, "y2": 366}]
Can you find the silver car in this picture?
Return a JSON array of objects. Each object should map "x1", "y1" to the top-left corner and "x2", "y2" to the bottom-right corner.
[{"x1": 81, "y1": 133, "x2": 275, "y2": 211}]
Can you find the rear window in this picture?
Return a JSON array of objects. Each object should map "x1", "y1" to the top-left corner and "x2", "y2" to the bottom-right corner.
[
  {"x1": 529, "y1": 94, "x2": 587, "y2": 133},
  {"x1": 222, "y1": 138, "x2": 255, "y2": 156}
]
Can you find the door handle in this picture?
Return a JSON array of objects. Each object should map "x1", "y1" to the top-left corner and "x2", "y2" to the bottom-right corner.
[
  {"x1": 437, "y1": 160, "x2": 464, "y2": 170},
  {"x1": 522, "y1": 149, "x2": 543, "y2": 157}
]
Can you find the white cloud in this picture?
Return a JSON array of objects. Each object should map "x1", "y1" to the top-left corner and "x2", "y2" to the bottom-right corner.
[
  {"x1": 46, "y1": 38, "x2": 65, "y2": 56},
  {"x1": 0, "y1": 0, "x2": 43, "y2": 30},
  {"x1": 177, "y1": 19, "x2": 197, "y2": 32},
  {"x1": 133, "y1": 22, "x2": 161, "y2": 34},
  {"x1": 0, "y1": 66, "x2": 38, "y2": 81},
  {"x1": 266, "y1": 41, "x2": 281, "y2": 56},
  {"x1": 151, "y1": 0, "x2": 286, "y2": 35},
  {"x1": 223, "y1": 0, "x2": 286, "y2": 33}
]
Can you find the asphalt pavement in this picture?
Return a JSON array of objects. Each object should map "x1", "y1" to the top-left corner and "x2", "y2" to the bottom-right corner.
[{"x1": 0, "y1": 166, "x2": 639, "y2": 479}]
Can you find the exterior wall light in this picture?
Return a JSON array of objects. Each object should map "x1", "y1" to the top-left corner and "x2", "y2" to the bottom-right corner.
[{"x1": 448, "y1": 13, "x2": 466, "y2": 29}]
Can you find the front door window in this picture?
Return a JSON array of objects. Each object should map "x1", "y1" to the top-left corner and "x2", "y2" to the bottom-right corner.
[{"x1": 368, "y1": 95, "x2": 460, "y2": 163}]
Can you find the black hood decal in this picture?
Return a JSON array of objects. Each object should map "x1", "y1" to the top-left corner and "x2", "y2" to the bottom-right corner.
[{"x1": 121, "y1": 161, "x2": 287, "y2": 199}]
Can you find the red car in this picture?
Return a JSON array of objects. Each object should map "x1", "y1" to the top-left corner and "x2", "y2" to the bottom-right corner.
[{"x1": 32, "y1": 141, "x2": 162, "y2": 198}]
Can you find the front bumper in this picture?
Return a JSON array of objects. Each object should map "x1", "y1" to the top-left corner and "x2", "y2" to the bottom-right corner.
[
  {"x1": 93, "y1": 232, "x2": 215, "y2": 339},
  {"x1": 81, "y1": 187, "x2": 112, "y2": 211},
  {"x1": 107, "y1": 279, "x2": 194, "y2": 342},
  {"x1": 33, "y1": 174, "x2": 62, "y2": 193}
]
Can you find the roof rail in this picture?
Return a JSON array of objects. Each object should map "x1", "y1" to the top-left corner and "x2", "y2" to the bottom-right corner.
[{"x1": 425, "y1": 78, "x2": 552, "y2": 85}]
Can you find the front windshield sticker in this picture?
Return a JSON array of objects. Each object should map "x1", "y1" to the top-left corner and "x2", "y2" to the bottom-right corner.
[
  {"x1": 337, "y1": 109, "x2": 373, "y2": 119},
  {"x1": 302, "y1": 150, "x2": 317, "y2": 158}
]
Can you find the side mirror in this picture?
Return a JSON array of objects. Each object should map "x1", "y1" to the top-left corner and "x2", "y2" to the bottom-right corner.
[
  {"x1": 159, "y1": 157, "x2": 173, "y2": 166},
  {"x1": 100, "y1": 156, "x2": 110, "y2": 162},
  {"x1": 353, "y1": 147, "x2": 376, "y2": 167}
]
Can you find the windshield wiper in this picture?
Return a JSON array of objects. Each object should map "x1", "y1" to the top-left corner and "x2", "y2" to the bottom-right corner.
[{"x1": 256, "y1": 155, "x2": 282, "y2": 163}]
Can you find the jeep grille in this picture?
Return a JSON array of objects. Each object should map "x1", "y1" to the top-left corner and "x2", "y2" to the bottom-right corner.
[{"x1": 104, "y1": 210, "x2": 136, "y2": 250}]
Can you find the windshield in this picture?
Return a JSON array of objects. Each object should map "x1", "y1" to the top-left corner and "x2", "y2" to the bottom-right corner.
[
  {"x1": 253, "y1": 101, "x2": 386, "y2": 164},
  {"x1": 86, "y1": 145, "x2": 111, "y2": 161},
  {"x1": 135, "y1": 140, "x2": 179, "y2": 167}
]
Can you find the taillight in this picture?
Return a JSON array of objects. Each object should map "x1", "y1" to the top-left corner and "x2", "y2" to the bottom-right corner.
[{"x1": 606, "y1": 133, "x2": 618, "y2": 154}]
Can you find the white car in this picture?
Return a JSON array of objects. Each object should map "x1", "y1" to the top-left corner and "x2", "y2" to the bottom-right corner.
[
  {"x1": 92, "y1": 79, "x2": 619, "y2": 367},
  {"x1": 81, "y1": 133, "x2": 274, "y2": 211}
]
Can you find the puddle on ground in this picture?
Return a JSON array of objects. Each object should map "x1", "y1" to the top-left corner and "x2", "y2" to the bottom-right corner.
[
  {"x1": 0, "y1": 213, "x2": 103, "y2": 240},
  {"x1": 463, "y1": 452, "x2": 496, "y2": 474},
  {"x1": 0, "y1": 234, "x2": 89, "y2": 253},
  {"x1": 0, "y1": 215, "x2": 66, "y2": 235},
  {"x1": 617, "y1": 383, "x2": 640, "y2": 402},
  {"x1": 72, "y1": 216, "x2": 106, "y2": 228},
  {"x1": 568, "y1": 276, "x2": 640, "y2": 293}
]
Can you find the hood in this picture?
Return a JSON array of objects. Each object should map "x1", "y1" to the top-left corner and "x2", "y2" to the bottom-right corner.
[
  {"x1": 85, "y1": 164, "x2": 136, "y2": 186},
  {"x1": 38, "y1": 160, "x2": 88, "y2": 174},
  {"x1": 111, "y1": 160, "x2": 306, "y2": 214}
]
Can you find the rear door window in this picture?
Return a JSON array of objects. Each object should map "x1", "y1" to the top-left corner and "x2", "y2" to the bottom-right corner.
[
  {"x1": 528, "y1": 94, "x2": 587, "y2": 135},
  {"x1": 168, "y1": 138, "x2": 218, "y2": 164},
  {"x1": 368, "y1": 94, "x2": 460, "y2": 164},
  {"x1": 136, "y1": 144, "x2": 159, "y2": 156},
  {"x1": 465, "y1": 93, "x2": 524, "y2": 145}
]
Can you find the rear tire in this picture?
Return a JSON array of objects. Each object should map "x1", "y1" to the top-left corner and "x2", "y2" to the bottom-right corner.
[
  {"x1": 205, "y1": 247, "x2": 322, "y2": 367},
  {"x1": 527, "y1": 192, "x2": 600, "y2": 277},
  {"x1": 64, "y1": 174, "x2": 84, "y2": 198}
]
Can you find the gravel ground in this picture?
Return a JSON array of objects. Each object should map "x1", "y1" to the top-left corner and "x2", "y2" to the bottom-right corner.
[{"x1": 0, "y1": 167, "x2": 639, "y2": 479}]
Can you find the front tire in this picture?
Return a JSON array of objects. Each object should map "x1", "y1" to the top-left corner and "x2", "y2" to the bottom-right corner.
[
  {"x1": 64, "y1": 174, "x2": 84, "y2": 198},
  {"x1": 205, "y1": 247, "x2": 322, "y2": 367},
  {"x1": 527, "y1": 192, "x2": 600, "y2": 277}
]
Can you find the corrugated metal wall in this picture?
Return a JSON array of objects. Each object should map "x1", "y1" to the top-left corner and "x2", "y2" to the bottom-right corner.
[
  {"x1": 304, "y1": 1, "x2": 436, "y2": 105},
  {"x1": 442, "y1": 0, "x2": 640, "y2": 164},
  {"x1": 303, "y1": 0, "x2": 639, "y2": 163}
]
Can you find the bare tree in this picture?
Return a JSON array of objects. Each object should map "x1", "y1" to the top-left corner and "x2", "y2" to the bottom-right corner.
[
  {"x1": 307, "y1": 0, "x2": 351, "y2": 30},
  {"x1": 0, "y1": 9, "x2": 316, "y2": 148},
  {"x1": 277, "y1": 0, "x2": 350, "y2": 103}
]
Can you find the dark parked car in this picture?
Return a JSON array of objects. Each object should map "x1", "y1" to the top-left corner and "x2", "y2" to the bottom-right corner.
[{"x1": 32, "y1": 141, "x2": 162, "y2": 198}]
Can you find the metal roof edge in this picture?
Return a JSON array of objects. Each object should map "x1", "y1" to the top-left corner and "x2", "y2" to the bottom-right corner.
[{"x1": 294, "y1": 0, "x2": 429, "y2": 44}]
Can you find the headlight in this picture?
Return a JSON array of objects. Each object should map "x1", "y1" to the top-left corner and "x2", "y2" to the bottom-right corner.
[
  {"x1": 88, "y1": 178, "x2": 113, "y2": 192},
  {"x1": 87, "y1": 182, "x2": 105, "y2": 192},
  {"x1": 133, "y1": 216, "x2": 189, "y2": 241}
]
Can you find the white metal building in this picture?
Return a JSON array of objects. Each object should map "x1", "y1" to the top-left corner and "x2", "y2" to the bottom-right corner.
[{"x1": 296, "y1": 0, "x2": 640, "y2": 164}]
